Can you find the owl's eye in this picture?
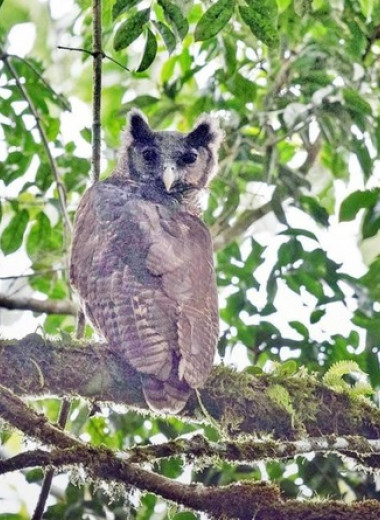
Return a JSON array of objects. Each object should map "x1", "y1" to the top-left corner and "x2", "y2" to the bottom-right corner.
[
  {"x1": 142, "y1": 148, "x2": 158, "y2": 162},
  {"x1": 180, "y1": 151, "x2": 198, "y2": 165}
]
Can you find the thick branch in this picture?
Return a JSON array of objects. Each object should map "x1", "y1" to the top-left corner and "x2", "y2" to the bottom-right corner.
[
  {"x1": 2, "y1": 335, "x2": 380, "y2": 441},
  {"x1": 0, "y1": 293, "x2": 76, "y2": 315}
]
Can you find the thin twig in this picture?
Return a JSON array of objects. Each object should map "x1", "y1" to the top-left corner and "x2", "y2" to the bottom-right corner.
[
  {"x1": 31, "y1": 400, "x2": 71, "y2": 520},
  {"x1": 5, "y1": 53, "x2": 71, "y2": 111},
  {"x1": 57, "y1": 45, "x2": 129, "y2": 71},
  {"x1": 1, "y1": 52, "x2": 72, "y2": 243},
  {"x1": 0, "y1": 267, "x2": 66, "y2": 280},
  {"x1": 57, "y1": 45, "x2": 94, "y2": 56},
  {"x1": 0, "y1": 292, "x2": 76, "y2": 315}
]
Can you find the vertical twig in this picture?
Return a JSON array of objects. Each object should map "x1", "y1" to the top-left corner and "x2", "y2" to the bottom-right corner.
[
  {"x1": 31, "y1": 400, "x2": 71, "y2": 520},
  {"x1": 92, "y1": 0, "x2": 103, "y2": 182}
]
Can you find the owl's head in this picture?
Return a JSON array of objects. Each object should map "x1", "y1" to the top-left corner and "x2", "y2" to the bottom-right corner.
[{"x1": 118, "y1": 110, "x2": 222, "y2": 198}]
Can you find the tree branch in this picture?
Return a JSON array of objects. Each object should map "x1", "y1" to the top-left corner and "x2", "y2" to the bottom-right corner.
[
  {"x1": 2, "y1": 446, "x2": 380, "y2": 519},
  {"x1": 124, "y1": 433, "x2": 380, "y2": 468},
  {"x1": 0, "y1": 293, "x2": 76, "y2": 315},
  {"x1": 2, "y1": 335, "x2": 380, "y2": 441}
]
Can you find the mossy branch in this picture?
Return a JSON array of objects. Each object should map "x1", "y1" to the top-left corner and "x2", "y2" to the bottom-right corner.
[
  {"x1": 0, "y1": 389, "x2": 380, "y2": 520},
  {"x1": 2, "y1": 334, "x2": 380, "y2": 442}
]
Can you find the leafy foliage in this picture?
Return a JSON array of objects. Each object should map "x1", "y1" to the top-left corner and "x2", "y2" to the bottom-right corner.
[{"x1": 1, "y1": 0, "x2": 380, "y2": 517}]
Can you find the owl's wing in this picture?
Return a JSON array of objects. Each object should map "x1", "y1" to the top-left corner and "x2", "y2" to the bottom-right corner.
[{"x1": 145, "y1": 212, "x2": 219, "y2": 390}]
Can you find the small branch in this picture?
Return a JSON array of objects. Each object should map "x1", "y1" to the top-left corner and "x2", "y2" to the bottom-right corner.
[
  {"x1": 212, "y1": 202, "x2": 272, "y2": 251},
  {"x1": 5, "y1": 54, "x2": 71, "y2": 111},
  {"x1": 125, "y1": 433, "x2": 380, "y2": 466},
  {"x1": 31, "y1": 398, "x2": 72, "y2": 520},
  {"x1": 1, "y1": 51, "x2": 72, "y2": 244},
  {"x1": 57, "y1": 45, "x2": 94, "y2": 56},
  {"x1": 264, "y1": 116, "x2": 313, "y2": 148},
  {"x1": 0, "y1": 384, "x2": 77, "y2": 450},
  {"x1": 0, "y1": 293, "x2": 76, "y2": 315},
  {"x1": 0, "y1": 268, "x2": 66, "y2": 280},
  {"x1": 92, "y1": 0, "x2": 103, "y2": 183},
  {"x1": 57, "y1": 46, "x2": 129, "y2": 71}
]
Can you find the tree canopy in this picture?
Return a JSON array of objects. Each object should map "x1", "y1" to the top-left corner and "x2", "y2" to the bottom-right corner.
[{"x1": 0, "y1": 0, "x2": 380, "y2": 518}]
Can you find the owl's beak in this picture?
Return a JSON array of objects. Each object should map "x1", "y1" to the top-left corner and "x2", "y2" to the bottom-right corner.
[{"x1": 162, "y1": 166, "x2": 176, "y2": 192}]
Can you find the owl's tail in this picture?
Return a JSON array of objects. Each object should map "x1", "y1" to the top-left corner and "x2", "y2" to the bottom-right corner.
[{"x1": 141, "y1": 374, "x2": 191, "y2": 414}]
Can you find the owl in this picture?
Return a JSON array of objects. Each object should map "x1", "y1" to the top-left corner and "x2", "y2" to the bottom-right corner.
[{"x1": 70, "y1": 110, "x2": 222, "y2": 413}]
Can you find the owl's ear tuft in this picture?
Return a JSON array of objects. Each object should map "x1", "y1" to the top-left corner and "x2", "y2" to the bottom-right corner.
[
  {"x1": 127, "y1": 109, "x2": 154, "y2": 144},
  {"x1": 186, "y1": 115, "x2": 223, "y2": 150}
]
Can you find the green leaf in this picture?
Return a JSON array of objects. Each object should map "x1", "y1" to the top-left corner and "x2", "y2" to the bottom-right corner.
[
  {"x1": 0, "y1": 515, "x2": 26, "y2": 519},
  {"x1": 158, "y1": 0, "x2": 189, "y2": 40},
  {"x1": 154, "y1": 21, "x2": 176, "y2": 54},
  {"x1": 244, "y1": 0, "x2": 278, "y2": 18},
  {"x1": 280, "y1": 228, "x2": 318, "y2": 241},
  {"x1": 35, "y1": 162, "x2": 53, "y2": 192},
  {"x1": 113, "y1": 8, "x2": 150, "y2": 50},
  {"x1": 289, "y1": 320, "x2": 309, "y2": 339},
  {"x1": 239, "y1": 4, "x2": 279, "y2": 47},
  {"x1": 112, "y1": 0, "x2": 142, "y2": 20},
  {"x1": 271, "y1": 186, "x2": 287, "y2": 225},
  {"x1": 352, "y1": 138, "x2": 372, "y2": 179},
  {"x1": 80, "y1": 127, "x2": 92, "y2": 143},
  {"x1": 227, "y1": 72, "x2": 257, "y2": 102},
  {"x1": 310, "y1": 309, "x2": 326, "y2": 324},
  {"x1": 137, "y1": 29, "x2": 157, "y2": 72},
  {"x1": 25, "y1": 468, "x2": 44, "y2": 483},
  {"x1": 363, "y1": 202, "x2": 380, "y2": 238},
  {"x1": 276, "y1": 359, "x2": 298, "y2": 376},
  {"x1": 343, "y1": 88, "x2": 372, "y2": 116},
  {"x1": 358, "y1": 0, "x2": 374, "y2": 19},
  {"x1": 26, "y1": 212, "x2": 51, "y2": 258},
  {"x1": 300, "y1": 195, "x2": 329, "y2": 226},
  {"x1": 194, "y1": 0, "x2": 234, "y2": 41},
  {"x1": 339, "y1": 189, "x2": 379, "y2": 221},
  {"x1": 121, "y1": 95, "x2": 159, "y2": 111},
  {"x1": 223, "y1": 36, "x2": 237, "y2": 74},
  {"x1": 1, "y1": 209, "x2": 29, "y2": 255}
]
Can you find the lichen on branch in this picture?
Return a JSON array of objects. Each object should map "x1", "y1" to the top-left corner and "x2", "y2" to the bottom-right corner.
[{"x1": 1, "y1": 334, "x2": 380, "y2": 441}]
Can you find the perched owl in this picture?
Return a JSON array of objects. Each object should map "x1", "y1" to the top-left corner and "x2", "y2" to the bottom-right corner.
[{"x1": 70, "y1": 110, "x2": 222, "y2": 413}]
